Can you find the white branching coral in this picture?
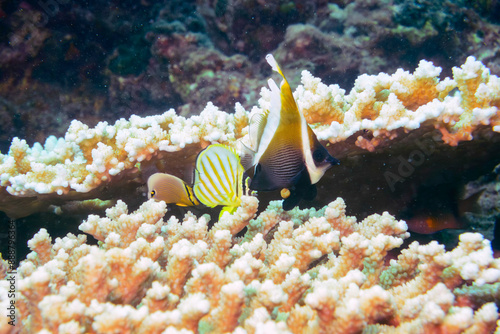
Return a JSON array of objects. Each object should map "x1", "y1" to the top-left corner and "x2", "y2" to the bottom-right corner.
[
  {"x1": 0, "y1": 103, "x2": 247, "y2": 199},
  {"x1": 8, "y1": 195, "x2": 500, "y2": 333}
]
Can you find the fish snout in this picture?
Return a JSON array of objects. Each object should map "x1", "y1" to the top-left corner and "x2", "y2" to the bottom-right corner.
[{"x1": 327, "y1": 155, "x2": 340, "y2": 166}]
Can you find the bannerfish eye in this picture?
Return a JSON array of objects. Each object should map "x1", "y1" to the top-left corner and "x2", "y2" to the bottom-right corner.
[
  {"x1": 312, "y1": 149, "x2": 325, "y2": 162},
  {"x1": 150, "y1": 190, "x2": 156, "y2": 197}
]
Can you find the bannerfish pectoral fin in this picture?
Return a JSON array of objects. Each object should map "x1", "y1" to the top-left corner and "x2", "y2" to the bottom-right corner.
[
  {"x1": 283, "y1": 192, "x2": 302, "y2": 211},
  {"x1": 281, "y1": 168, "x2": 317, "y2": 211},
  {"x1": 288, "y1": 166, "x2": 309, "y2": 187},
  {"x1": 239, "y1": 140, "x2": 256, "y2": 172}
]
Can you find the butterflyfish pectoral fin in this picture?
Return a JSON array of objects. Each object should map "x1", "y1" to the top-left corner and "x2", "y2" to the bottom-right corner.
[
  {"x1": 147, "y1": 173, "x2": 199, "y2": 206},
  {"x1": 218, "y1": 205, "x2": 238, "y2": 219}
]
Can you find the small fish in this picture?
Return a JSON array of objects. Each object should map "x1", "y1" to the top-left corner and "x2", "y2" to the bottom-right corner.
[
  {"x1": 241, "y1": 54, "x2": 339, "y2": 210},
  {"x1": 403, "y1": 188, "x2": 484, "y2": 234},
  {"x1": 193, "y1": 144, "x2": 248, "y2": 217},
  {"x1": 148, "y1": 173, "x2": 200, "y2": 206},
  {"x1": 405, "y1": 213, "x2": 465, "y2": 235}
]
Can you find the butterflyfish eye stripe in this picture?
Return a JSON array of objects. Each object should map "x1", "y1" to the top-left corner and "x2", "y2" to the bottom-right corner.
[{"x1": 184, "y1": 183, "x2": 197, "y2": 206}]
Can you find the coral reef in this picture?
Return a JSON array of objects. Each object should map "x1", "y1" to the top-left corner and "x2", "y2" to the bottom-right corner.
[
  {"x1": 0, "y1": 56, "x2": 498, "y2": 220},
  {"x1": 3, "y1": 195, "x2": 500, "y2": 333},
  {"x1": 2, "y1": 2, "x2": 500, "y2": 332}
]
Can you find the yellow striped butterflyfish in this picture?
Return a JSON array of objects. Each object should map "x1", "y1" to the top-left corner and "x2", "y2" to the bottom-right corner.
[
  {"x1": 193, "y1": 144, "x2": 248, "y2": 217},
  {"x1": 240, "y1": 54, "x2": 339, "y2": 210}
]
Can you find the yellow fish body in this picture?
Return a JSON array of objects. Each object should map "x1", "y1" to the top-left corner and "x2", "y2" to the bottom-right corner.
[
  {"x1": 242, "y1": 54, "x2": 339, "y2": 210},
  {"x1": 193, "y1": 144, "x2": 247, "y2": 217}
]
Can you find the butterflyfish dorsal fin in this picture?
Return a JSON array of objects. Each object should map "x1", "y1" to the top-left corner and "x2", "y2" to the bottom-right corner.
[{"x1": 147, "y1": 173, "x2": 199, "y2": 206}]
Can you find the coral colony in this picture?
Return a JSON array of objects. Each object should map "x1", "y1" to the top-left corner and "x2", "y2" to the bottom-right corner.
[{"x1": 1, "y1": 56, "x2": 500, "y2": 333}]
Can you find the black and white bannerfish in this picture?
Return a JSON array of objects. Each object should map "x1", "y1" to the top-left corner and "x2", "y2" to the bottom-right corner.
[
  {"x1": 240, "y1": 54, "x2": 339, "y2": 210},
  {"x1": 148, "y1": 144, "x2": 248, "y2": 218}
]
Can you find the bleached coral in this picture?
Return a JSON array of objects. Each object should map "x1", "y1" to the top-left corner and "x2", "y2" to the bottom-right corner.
[
  {"x1": 8, "y1": 195, "x2": 500, "y2": 333},
  {"x1": 0, "y1": 103, "x2": 247, "y2": 199},
  {"x1": 1, "y1": 57, "x2": 499, "y2": 218},
  {"x1": 299, "y1": 56, "x2": 500, "y2": 146}
]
